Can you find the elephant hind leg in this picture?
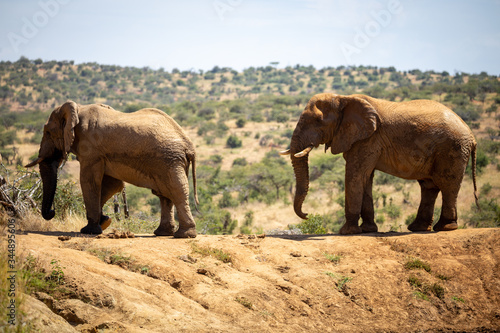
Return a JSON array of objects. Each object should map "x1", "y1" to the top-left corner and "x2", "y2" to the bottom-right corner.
[
  {"x1": 172, "y1": 170, "x2": 197, "y2": 238},
  {"x1": 174, "y1": 204, "x2": 197, "y2": 238},
  {"x1": 155, "y1": 168, "x2": 197, "y2": 238},
  {"x1": 433, "y1": 217, "x2": 458, "y2": 231},
  {"x1": 433, "y1": 183, "x2": 461, "y2": 232},
  {"x1": 100, "y1": 175, "x2": 125, "y2": 231},
  {"x1": 154, "y1": 194, "x2": 176, "y2": 236},
  {"x1": 432, "y1": 159, "x2": 465, "y2": 232},
  {"x1": 408, "y1": 179, "x2": 440, "y2": 232}
]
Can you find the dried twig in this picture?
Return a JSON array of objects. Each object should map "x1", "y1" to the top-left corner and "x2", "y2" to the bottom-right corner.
[{"x1": 0, "y1": 164, "x2": 42, "y2": 217}]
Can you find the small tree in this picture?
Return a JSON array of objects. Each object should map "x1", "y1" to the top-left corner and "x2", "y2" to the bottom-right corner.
[
  {"x1": 226, "y1": 135, "x2": 242, "y2": 148},
  {"x1": 240, "y1": 211, "x2": 254, "y2": 234},
  {"x1": 236, "y1": 118, "x2": 246, "y2": 128}
]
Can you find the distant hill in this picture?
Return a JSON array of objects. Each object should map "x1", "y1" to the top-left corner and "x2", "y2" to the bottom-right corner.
[{"x1": 1, "y1": 56, "x2": 499, "y2": 112}]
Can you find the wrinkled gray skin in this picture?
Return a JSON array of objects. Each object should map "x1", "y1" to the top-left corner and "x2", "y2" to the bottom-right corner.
[
  {"x1": 282, "y1": 93, "x2": 478, "y2": 235},
  {"x1": 26, "y1": 101, "x2": 198, "y2": 238}
]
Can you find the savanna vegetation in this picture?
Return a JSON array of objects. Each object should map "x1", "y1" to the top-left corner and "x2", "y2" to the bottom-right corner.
[{"x1": 1, "y1": 57, "x2": 499, "y2": 235}]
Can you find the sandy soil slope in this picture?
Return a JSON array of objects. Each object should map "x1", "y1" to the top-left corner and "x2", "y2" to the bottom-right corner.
[{"x1": 17, "y1": 228, "x2": 500, "y2": 333}]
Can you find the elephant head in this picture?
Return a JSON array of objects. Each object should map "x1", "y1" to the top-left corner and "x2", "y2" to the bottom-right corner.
[
  {"x1": 25, "y1": 101, "x2": 79, "y2": 220},
  {"x1": 280, "y1": 94, "x2": 379, "y2": 219}
]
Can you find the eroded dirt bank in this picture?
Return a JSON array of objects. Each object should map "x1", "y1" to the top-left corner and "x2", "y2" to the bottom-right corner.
[{"x1": 17, "y1": 228, "x2": 500, "y2": 332}]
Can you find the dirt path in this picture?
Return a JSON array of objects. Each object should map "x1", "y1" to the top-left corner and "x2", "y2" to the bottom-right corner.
[{"x1": 18, "y1": 228, "x2": 500, "y2": 332}]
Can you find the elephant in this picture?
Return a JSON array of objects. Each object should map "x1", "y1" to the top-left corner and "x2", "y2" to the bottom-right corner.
[
  {"x1": 26, "y1": 101, "x2": 199, "y2": 238},
  {"x1": 280, "y1": 93, "x2": 478, "y2": 235}
]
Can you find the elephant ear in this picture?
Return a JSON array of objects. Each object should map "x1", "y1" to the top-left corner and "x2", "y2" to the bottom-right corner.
[
  {"x1": 329, "y1": 96, "x2": 378, "y2": 154},
  {"x1": 58, "y1": 101, "x2": 79, "y2": 157}
]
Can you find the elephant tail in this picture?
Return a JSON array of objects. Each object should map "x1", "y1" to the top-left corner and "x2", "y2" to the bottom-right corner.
[
  {"x1": 187, "y1": 152, "x2": 200, "y2": 208},
  {"x1": 471, "y1": 142, "x2": 480, "y2": 210}
]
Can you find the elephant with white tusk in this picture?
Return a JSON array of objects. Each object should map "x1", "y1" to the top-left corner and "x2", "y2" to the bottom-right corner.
[
  {"x1": 282, "y1": 93, "x2": 478, "y2": 235},
  {"x1": 26, "y1": 101, "x2": 199, "y2": 238}
]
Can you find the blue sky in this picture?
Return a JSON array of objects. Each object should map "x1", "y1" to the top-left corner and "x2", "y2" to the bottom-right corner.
[{"x1": 1, "y1": 0, "x2": 499, "y2": 74}]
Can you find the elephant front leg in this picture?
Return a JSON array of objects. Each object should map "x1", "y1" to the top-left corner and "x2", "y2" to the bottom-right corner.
[
  {"x1": 360, "y1": 171, "x2": 378, "y2": 233},
  {"x1": 340, "y1": 154, "x2": 380, "y2": 235},
  {"x1": 79, "y1": 162, "x2": 105, "y2": 235},
  {"x1": 339, "y1": 172, "x2": 364, "y2": 235},
  {"x1": 154, "y1": 195, "x2": 176, "y2": 236}
]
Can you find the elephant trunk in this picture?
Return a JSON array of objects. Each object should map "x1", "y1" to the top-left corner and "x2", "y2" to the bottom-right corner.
[
  {"x1": 39, "y1": 155, "x2": 61, "y2": 220},
  {"x1": 292, "y1": 154, "x2": 309, "y2": 219}
]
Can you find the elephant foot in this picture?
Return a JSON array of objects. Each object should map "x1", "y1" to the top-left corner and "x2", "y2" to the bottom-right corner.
[
  {"x1": 80, "y1": 223, "x2": 103, "y2": 235},
  {"x1": 408, "y1": 219, "x2": 432, "y2": 232},
  {"x1": 174, "y1": 227, "x2": 197, "y2": 238},
  {"x1": 433, "y1": 218, "x2": 458, "y2": 232},
  {"x1": 154, "y1": 227, "x2": 175, "y2": 237},
  {"x1": 360, "y1": 221, "x2": 378, "y2": 233},
  {"x1": 339, "y1": 224, "x2": 362, "y2": 235},
  {"x1": 100, "y1": 215, "x2": 112, "y2": 231}
]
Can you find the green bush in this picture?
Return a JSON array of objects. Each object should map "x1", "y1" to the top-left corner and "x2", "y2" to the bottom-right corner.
[
  {"x1": 125, "y1": 185, "x2": 153, "y2": 214},
  {"x1": 478, "y1": 139, "x2": 500, "y2": 156},
  {"x1": 250, "y1": 112, "x2": 264, "y2": 122},
  {"x1": 216, "y1": 121, "x2": 229, "y2": 137},
  {"x1": 232, "y1": 157, "x2": 248, "y2": 167},
  {"x1": 281, "y1": 129, "x2": 293, "y2": 139},
  {"x1": 221, "y1": 150, "x2": 293, "y2": 205},
  {"x1": 374, "y1": 171, "x2": 403, "y2": 186},
  {"x1": 240, "y1": 211, "x2": 254, "y2": 234},
  {"x1": 198, "y1": 107, "x2": 216, "y2": 120},
  {"x1": 481, "y1": 182, "x2": 493, "y2": 195},
  {"x1": 226, "y1": 135, "x2": 242, "y2": 148},
  {"x1": 467, "y1": 198, "x2": 500, "y2": 228},
  {"x1": 466, "y1": 147, "x2": 489, "y2": 175},
  {"x1": 218, "y1": 190, "x2": 238, "y2": 208},
  {"x1": 454, "y1": 105, "x2": 481, "y2": 122},
  {"x1": 197, "y1": 121, "x2": 217, "y2": 136},
  {"x1": 404, "y1": 258, "x2": 431, "y2": 272},
  {"x1": 146, "y1": 196, "x2": 160, "y2": 215},
  {"x1": 53, "y1": 181, "x2": 86, "y2": 219},
  {"x1": 297, "y1": 214, "x2": 326, "y2": 234},
  {"x1": 236, "y1": 118, "x2": 246, "y2": 128},
  {"x1": 0, "y1": 166, "x2": 87, "y2": 220},
  {"x1": 309, "y1": 154, "x2": 343, "y2": 182},
  {"x1": 0, "y1": 129, "x2": 17, "y2": 148},
  {"x1": 197, "y1": 208, "x2": 237, "y2": 235},
  {"x1": 204, "y1": 72, "x2": 215, "y2": 80},
  {"x1": 208, "y1": 154, "x2": 223, "y2": 165},
  {"x1": 405, "y1": 213, "x2": 417, "y2": 226},
  {"x1": 385, "y1": 203, "x2": 401, "y2": 220}
]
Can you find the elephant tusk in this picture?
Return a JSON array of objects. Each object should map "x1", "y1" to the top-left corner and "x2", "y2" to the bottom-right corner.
[
  {"x1": 279, "y1": 149, "x2": 291, "y2": 155},
  {"x1": 25, "y1": 157, "x2": 44, "y2": 168},
  {"x1": 294, "y1": 146, "x2": 313, "y2": 158}
]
